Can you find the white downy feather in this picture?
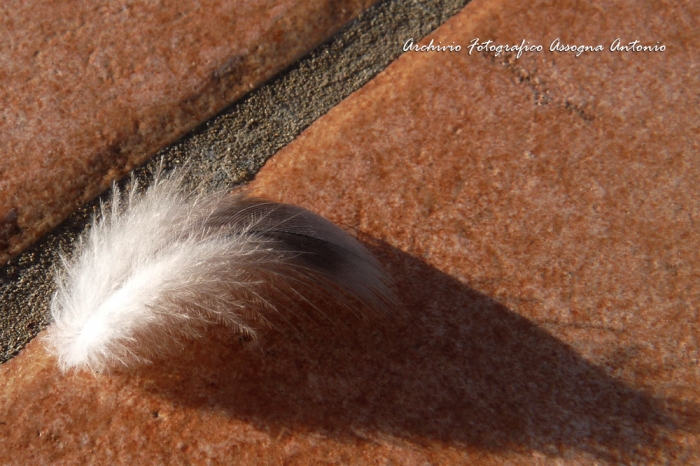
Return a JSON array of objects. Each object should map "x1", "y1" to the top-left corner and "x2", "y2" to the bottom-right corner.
[{"x1": 45, "y1": 170, "x2": 395, "y2": 372}]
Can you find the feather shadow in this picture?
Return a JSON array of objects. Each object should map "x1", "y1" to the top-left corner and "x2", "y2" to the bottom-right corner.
[{"x1": 136, "y1": 241, "x2": 699, "y2": 463}]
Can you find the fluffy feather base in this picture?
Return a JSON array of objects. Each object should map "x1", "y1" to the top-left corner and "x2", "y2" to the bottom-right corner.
[{"x1": 45, "y1": 171, "x2": 395, "y2": 372}]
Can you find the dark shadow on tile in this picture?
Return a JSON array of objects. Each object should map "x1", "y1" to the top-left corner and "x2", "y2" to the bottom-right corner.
[{"x1": 136, "y1": 242, "x2": 699, "y2": 463}]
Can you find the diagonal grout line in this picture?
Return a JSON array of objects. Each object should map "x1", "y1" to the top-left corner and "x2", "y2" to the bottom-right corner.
[
  {"x1": 155, "y1": 0, "x2": 472, "y2": 190},
  {"x1": 0, "y1": 0, "x2": 471, "y2": 363}
]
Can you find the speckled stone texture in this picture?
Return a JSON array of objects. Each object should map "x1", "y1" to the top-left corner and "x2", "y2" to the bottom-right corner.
[
  {"x1": 1, "y1": 0, "x2": 699, "y2": 464},
  {"x1": 0, "y1": 0, "x2": 378, "y2": 264}
]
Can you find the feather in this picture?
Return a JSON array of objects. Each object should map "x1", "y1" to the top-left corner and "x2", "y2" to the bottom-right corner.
[{"x1": 45, "y1": 170, "x2": 395, "y2": 372}]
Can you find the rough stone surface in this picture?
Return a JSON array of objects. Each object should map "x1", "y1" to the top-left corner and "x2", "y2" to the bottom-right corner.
[
  {"x1": 0, "y1": 0, "x2": 378, "y2": 264},
  {"x1": 1, "y1": 0, "x2": 699, "y2": 464},
  {"x1": 0, "y1": 0, "x2": 470, "y2": 364}
]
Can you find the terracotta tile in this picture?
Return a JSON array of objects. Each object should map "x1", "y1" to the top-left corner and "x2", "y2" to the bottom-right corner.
[
  {"x1": 251, "y1": 0, "x2": 700, "y2": 461},
  {"x1": 2, "y1": 0, "x2": 699, "y2": 464},
  {"x1": 0, "y1": 0, "x2": 378, "y2": 263}
]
